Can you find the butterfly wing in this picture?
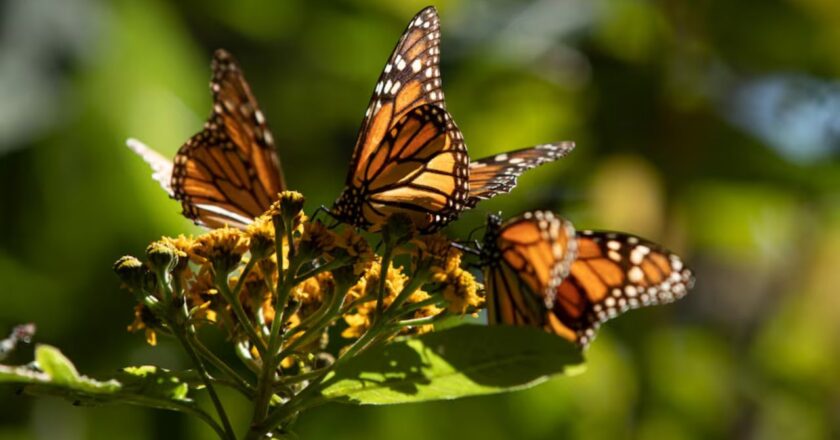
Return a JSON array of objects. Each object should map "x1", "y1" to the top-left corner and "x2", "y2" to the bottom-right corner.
[
  {"x1": 126, "y1": 138, "x2": 174, "y2": 197},
  {"x1": 336, "y1": 104, "x2": 470, "y2": 232},
  {"x1": 467, "y1": 142, "x2": 575, "y2": 207},
  {"x1": 548, "y1": 231, "x2": 695, "y2": 346},
  {"x1": 335, "y1": 7, "x2": 466, "y2": 232},
  {"x1": 170, "y1": 49, "x2": 285, "y2": 229},
  {"x1": 484, "y1": 211, "x2": 577, "y2": 334},
  {"x1": 346, "y1": 6, "x2": 445, "y2": 190}
]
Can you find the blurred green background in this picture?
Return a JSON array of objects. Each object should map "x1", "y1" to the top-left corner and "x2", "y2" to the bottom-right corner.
[{"x1": 2, "y1": 0, "x2": 839, "y2": 438}]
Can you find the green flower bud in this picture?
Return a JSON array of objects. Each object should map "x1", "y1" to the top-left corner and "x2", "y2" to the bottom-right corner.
[
  {"x1": 146, "y1": 242, "x2": 178, "y2": 273},
  {"x1": 114, "y1": 256, "x2": 156, "y2": 292},
  {"x1": 270, "y1": 191, "x2": 306, "y2": 235}
]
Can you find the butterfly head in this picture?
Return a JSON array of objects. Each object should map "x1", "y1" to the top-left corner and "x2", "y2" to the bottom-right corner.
[{"x1": 479, "y1": 212, "x2": 504, "y2": 265}]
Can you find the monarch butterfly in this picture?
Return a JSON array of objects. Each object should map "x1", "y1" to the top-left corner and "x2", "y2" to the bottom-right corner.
[
  {"x1": 128, "y1": 49, "x2": 285, "y2": 229},
  {"x1": 332, "y1": 7, "x2": 575, "y2": 233},
  {"x1": 482, "y1": 211, "x2": 694, "y2": 347}
]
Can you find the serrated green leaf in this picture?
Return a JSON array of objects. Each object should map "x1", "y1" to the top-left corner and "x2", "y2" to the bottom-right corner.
[{"x1": 321, "y1": 324, "x2": 585, "y2": 405}]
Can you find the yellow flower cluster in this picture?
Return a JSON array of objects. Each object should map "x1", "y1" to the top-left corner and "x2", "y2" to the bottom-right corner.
[
  {"x1": 416, "y1": 235, "x2": 483, "y2": 315},
  {"x1": 342, "y1": 258, "x2": 442, "y2": 338},
  {"x1": 117, "y1": 191, "x2": 482, "y2": 359}
]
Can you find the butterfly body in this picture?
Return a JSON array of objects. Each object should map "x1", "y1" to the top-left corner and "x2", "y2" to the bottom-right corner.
[{"x1": 482, "y1": 211, "x2": 577, "y2": 330}]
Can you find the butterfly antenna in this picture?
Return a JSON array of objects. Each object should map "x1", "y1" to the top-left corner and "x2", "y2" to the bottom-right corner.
[
  {"x1": 450, "y1": 242, "x2": 481, "y2": 257},
  {"x1": 466, "y1": 223, "x2": 487, "y2": 242},
  {"x1": 312, "y1": 205, "x2": 343, "y2": 228}
]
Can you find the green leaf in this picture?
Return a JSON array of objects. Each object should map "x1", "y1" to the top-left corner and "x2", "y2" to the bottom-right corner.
[
  {"x1": 35, "y1": 344, "x2": 81, "y2": 385},
  {"x1": 119, "y1": 366, "x2": 191, "y2": 402},
  {"x1": 320, "y1": 324, "x2": 585, "y2": 405},
  {"x1": 1, "y1": 346, "x2": 195, "y2": 411}
]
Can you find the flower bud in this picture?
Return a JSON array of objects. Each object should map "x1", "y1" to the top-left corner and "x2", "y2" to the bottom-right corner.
[
  {"x1": 270, "y1": 191, "x2": 305, "y2": 236},
  {"x1": 146, "y1": 241, "x2": 179, "y2": 273},
  {"x1": 114, "y1": 256, "x2": 156, "y2": 292},
  {"x1": 161, "y1": 236, "x2": 192, "y2": 276},
  {"x1": 191, "y1": 227, "x2": 247, "y2": 275},
  {"x1": 246, "y1": 215, "x2": 275, "y2": 261},
  {"x1": 297, "y1": 221, "x2": 336, "y2": 261}
]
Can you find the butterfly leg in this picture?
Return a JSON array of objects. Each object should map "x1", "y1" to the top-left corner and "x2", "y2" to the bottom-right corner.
[{"x1": 311, "y1": 205, "x2": 343, "y2": 228}]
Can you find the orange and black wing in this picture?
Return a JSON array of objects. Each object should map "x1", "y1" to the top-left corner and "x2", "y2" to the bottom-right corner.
[
  {"x1": 484, "y1": 211, "x2": 577, "y2": 335},
  {"x1": 548, "y1": 231, "x2": 695, "y2": 346},
  {"x1": 467, "y1": 142, "x2": 575, "y2": 207},
  {"x1": 335, "y1": 104, "x2": 469, "y2": 232},
  {"x1": 171, "y1": 49, "x2": 285, "y2": 229},
  {"x1": 345, "y1": 6, "x2": 445, "y2": 190},
  {"x1": 335, "y1": 7, "x2": 468, "y2": 232}
]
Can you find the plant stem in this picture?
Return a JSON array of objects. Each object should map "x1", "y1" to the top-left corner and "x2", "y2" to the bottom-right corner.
[
  {"x1": 291, "y1": 258, "x2": 345, "y2": 285},
  {"x1": 173, "y1": 328, "x2": 236, "y2": 440},
  {"x1": 395, "y1": 311, "x2": 450, "y2": 328},
  {"x1": 121, "y1": 394, "x2": 227, "y2": 439},
  {"x1": 384, "y1": 265, "x2": 430, "y2": 314},
  {"x1": 217, "y1": 273, "x2": 267, "y2": 356},
  {"x1": 374, "y1": 245, "x2": 394, "y2": 322},
  {"x1": 231, "y1": 257, "x2": 257, "y2": 298},
  {"x1": 396, "y1": 294, "x2": 445, "y2": 316},
  {"x1": 188, "y1": 332, "x2": 254, "y2": 398},
  {"x1": 249, "y1": 222, "x2": 297, "y2": 437},
  {"x1": 277, "y1": 283, "x2": 347, "y2": 359}
]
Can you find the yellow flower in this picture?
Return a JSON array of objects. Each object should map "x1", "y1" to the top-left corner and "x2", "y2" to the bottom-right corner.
[
  {"x1": 342, "y1": 259, "x2": 419, "y2": 338},
  {"x1": 246, "y1": 215, "x2": 275, "y2": 260},
  {"x1": 413, "y1": 234, "x2": 461, "y2": 282},
  {"x1": 298, "y1": 221, "x2": 337, "y2": 259},
  {"x1": 161, "y1": 235, "x2": 196, "y2": 281},
  {"x1": 406, "y1": 289, "x2": 444, "y2": 335},
  {"x1": 341, "y1": 302, "x2": 374, "y2": 339},
  {"x1": 345, "y1": 256, "x2": 406, "y2": 303},
  {"x1": 413, "y1": 235, "x2": 481, "y2": 314},
  {"x1": 441, "y1": 269, "x2": 482, "y2": 314},
  {"x1": 185, "y1": 266, "x2": 221, "y2": 324},
  {"x1": 237, "y1": 264, "x2": 271, "y2": 324},
  {"x1": 191, "y1": 227, "x2": 248, "y2": 273},
  {"x1": 127, "y1": 304, "x2": 160, "y2": 346},
  {"x1": 268, "y1": 191, "x2": 306, "y2": 235},
  {"x1": 334, "y1": 227, "x2": 374, "y2": 275},
  {"x1": 292, "y1": 272, "x2": 332, "y2": 311}
]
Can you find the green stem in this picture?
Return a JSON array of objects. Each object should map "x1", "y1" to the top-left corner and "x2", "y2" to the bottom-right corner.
[
  {"x1": 188, "y1": 332, "x2": 254, "y2": 399},
  {"x1": 277, "y1": 284, "x2": 347, "y2": 359},
  {"x1": 173, "y1": 328, "x2": 236, "y2": 440},
  {"x1": 120, "y1": 394, "x2": 226, "y2": 439},
  {"x1": 250, "y1": 222, "x2": 297, "y2": 436},
  {"x1": 395, "y1": 294, "x2": 445, "y2": 317},
  {"x1": 217, "y1": 272, "x2": 267, "y2": 356},
  {"x1": 395, "y1": 311, "x2": 450, "y2": 328},
  {"x1": 291, "y1": 258, "x2": 346, "y2": 285},
  {"x1": 231, "y1": 258, "x2": 257, "y2": 298},
  {"x1": 274, "y1": 368, "x2": 327, "y2": 388},
  {"x1": 274, "y1": 226, "x2": 300, "y2": 344},
  {"x1": 374, "y1": 246, "x2": 394, "y2": 323},
  {"x1": 236, "y1": 340, "x2": 262, "y2": 374},
  {"x1": 383, "y1": 265, "x2": 430, "y2": 315}
]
